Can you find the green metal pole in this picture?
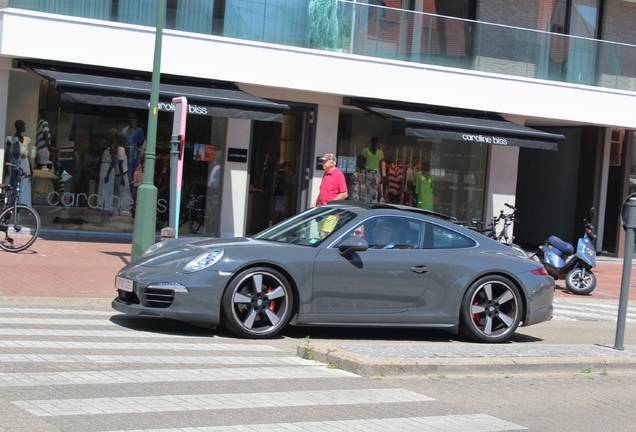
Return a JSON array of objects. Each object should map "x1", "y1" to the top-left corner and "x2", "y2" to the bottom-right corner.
[{"x1": 131, "y1": 0, "x2": 166, "y2": 261}]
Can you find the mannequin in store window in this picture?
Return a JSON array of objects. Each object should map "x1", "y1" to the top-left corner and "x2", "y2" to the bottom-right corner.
[
  {"x1": 114, "y1": 132, "x2": 132, "y2": 216},
  {"x1": 35, "y1": 109, "x2": 55, "y2": 170},
  {"x1": 414, "y1": 160, "x2": 434, "y2": 211},
  {"x1": 6, "y1": 120, "x2": 33, "y2": 206},
  {"x1": 350, "y1": 154, "x2": 367, "y2": 203},
  {"x1": 362, "y1": 136, "x2": 384, "y2": 203},
  {"x1": 386, "y1": 157, "x2": 404, "y2": 204},
  {"x1": 97, "y1": 129, "x2": 118, "y2": 211},
  {"x1": 121, "y1": 112, "x2": 145, "y2": 186}
]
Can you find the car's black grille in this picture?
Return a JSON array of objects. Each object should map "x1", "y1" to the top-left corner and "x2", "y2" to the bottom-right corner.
[
  {"x1": 117, "y1": 289, "x2": 139, "y2": 304},
  {"x1": 140, "y1": 288, "x2": 175, "y2": 308}
]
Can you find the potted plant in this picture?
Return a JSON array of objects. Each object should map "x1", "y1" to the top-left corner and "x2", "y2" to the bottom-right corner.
[{"x1": 308, "y1": 0, "x2": 341, "y2": 50}]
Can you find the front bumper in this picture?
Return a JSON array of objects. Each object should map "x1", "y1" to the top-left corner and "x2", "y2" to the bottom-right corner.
[{"x1": 112, "y1": 269, "x2": 230, "y2": 327}]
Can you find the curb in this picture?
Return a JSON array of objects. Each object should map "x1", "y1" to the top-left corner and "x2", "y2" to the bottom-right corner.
[{"x1": 298, "y1": 344, "x2": 636, "y2": 377}]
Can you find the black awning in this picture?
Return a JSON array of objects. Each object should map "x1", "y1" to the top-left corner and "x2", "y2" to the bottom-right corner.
[
  {"x1": 30, "y1": 68, "x2": 289, "y2": 122},
  {"x1": 347, "y1": 101, "x2": 563, "y2": 151}
]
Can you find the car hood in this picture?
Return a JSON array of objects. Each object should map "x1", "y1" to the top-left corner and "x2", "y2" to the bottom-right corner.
[{"x1": 125, "y1": 237, "x2": 307, "y2": 271}]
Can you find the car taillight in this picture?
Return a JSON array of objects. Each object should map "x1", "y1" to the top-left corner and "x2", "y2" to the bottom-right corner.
[{"x1": 531, "y1": 267, "x2": 549, "y2": 276}]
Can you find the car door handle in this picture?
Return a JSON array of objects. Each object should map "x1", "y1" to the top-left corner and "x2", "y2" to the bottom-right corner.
[{"x1": 410, "y1": 265, "x2": 429, "y2": 274}]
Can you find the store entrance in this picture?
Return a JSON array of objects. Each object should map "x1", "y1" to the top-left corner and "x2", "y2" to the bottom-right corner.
[{"x1": 246, "y1": 106, "x2": 314, "y2": 235}]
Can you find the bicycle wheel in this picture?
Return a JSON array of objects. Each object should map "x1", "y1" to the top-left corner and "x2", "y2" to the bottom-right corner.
[
  {"x1": 188, "y1": 208, "x2": 204, "y2": 233},
  {"x1": 0, "y1": 204, "x2": 40, "y2": 252}
]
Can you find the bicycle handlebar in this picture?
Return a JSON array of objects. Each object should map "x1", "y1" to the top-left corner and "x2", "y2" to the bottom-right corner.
[{"x1": 4, "y1": 162, "x2": 31, "y2": 178}]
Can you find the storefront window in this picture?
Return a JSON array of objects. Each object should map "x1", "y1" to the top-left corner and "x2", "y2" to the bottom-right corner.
[
  {"x1": 337, "y1": 110, "x2": 488, "y2": 223},
  {"x1": 3, "y1": 74, "x2": 225, "y2": 237}
]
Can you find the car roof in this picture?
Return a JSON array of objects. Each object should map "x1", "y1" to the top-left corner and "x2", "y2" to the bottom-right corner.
[{"x1": 324, "y1": 200, "x2": 460, "y2": 223}]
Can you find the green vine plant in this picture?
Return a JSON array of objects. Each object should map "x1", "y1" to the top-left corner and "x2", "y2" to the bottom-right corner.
[{"x1": 308, "y1": 0, "x2": 342, "y2": 50}]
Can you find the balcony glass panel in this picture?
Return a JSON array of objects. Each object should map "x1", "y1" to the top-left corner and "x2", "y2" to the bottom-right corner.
[
  {"x1": 9, "y1": 0, "x2": 112, "y2": 20},
  {"x1": 7, "y1": 0, "x2": 636, "y2": 92}
]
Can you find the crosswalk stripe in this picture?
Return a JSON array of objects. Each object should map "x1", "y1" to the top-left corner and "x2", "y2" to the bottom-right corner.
[
  {"x1": 12, "y1": 388, "x2": 433, "y2": 417},
  {"x1": 100, "y1": 414, "x2": 527, "y2": 432},
  {"x1": 0, "y1": 354, "x2": 309, "y2": 365},
  {"x1": 554, "y1": 301, "x2": 636, "y2": 310},
  {"x1": 554, "y1": 303, "x2": 636, "y2": 315},
  {"x1": 0, "y1": 317, "x2": 116, "y2": 326},
  {"x1": 1, "y1": 365, "x2": 357, "y2": 388},
  {"x1": 0, "y1": 329, "x2": 204, "y2": 338},
  {"x1": 0, "y1": 340, "x2": 281, "y2": 351},
  {"x1": 0, "y1": 308, "x2": 114, "y2": 315},
  {"x1": 553, "y1": 303, "x2": 636, "y2": 322}
]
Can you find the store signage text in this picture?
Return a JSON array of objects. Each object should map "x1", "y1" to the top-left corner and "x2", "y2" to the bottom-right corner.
[
  {"x1": 461, "y1": 133, "x2": 508, "y2": 146},
  {"x1": 47, "y1": 191, "x2": 170, "y2": 213},
  {"x1": 153, "y1": 102, "x2": 208, "y2": 115}
]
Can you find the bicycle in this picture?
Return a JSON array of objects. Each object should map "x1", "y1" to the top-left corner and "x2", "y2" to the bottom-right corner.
[
  {"x1": 185, "y1": 194, "x2": 206, "y2": 234},
  {"x1": 184, "y1": 193, "x2": 220, "y2": 234},
  {"x1": 468, "y1": 203, "x2": 527, "y2": 258},
  {"x1": 0, "y1": 162, "x2": 41, "y2": 252}
]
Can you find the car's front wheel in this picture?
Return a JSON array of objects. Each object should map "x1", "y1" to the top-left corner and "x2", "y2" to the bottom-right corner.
[
  {"x1": 460, "y1": 275, "x2": 522, "y2": 343},
  {"x1": 222, "y1": 267, "x2": 293, "y2": 339}
]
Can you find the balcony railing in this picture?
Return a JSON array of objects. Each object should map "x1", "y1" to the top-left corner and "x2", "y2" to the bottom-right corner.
[{"x1": 7, "y1": 0, "x2": 636, "y2": 92}]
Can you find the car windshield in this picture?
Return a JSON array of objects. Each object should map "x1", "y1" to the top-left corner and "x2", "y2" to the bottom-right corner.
[{"x1": 253, "y1": 207, "x2": 357, "y2": 246}]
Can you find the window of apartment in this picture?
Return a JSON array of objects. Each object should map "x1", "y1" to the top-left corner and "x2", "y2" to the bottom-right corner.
[{"x1": 540, "y1": 0, "x2": 601, "y2": 38}]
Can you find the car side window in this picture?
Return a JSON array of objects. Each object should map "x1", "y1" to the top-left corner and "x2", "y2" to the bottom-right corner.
[
  {"x1": 355, "y1": 217, "x2": 423, "y2": 250},
  {"x1": 424, "y1": 223, "x2": 476, "y2": 249}
]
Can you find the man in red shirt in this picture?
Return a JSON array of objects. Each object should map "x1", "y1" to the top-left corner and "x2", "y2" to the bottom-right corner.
[
  {"x1": 313, "y1": 153, "x2": 348, "y2": 238},
  {"x1": 314, "y1": 153, "x2": 348, "y2": 206}
]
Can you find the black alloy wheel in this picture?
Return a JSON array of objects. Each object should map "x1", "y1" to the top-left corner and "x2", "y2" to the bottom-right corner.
[
  {"x1": 460, "y1": 275, "x2": 522, "y2": 343},
  {"x1": 221, "y1": 267, "x2": 293, "y2": 339}
]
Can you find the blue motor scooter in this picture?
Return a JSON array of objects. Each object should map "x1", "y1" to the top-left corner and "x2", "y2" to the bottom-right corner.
[{"x1": 531, "y1": 208, "x2": 597, "y2": 295}]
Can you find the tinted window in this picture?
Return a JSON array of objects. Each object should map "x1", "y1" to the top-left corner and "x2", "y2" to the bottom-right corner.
[
  {"x1": 338, "y1": 216, "x2": 423, "y2": 250},
  {"x1": 254, "y1": 207, "x2": 357, "y2": 246},
  {"x1": 426, "y1": 224, "x2": 476, "y2": 249}
]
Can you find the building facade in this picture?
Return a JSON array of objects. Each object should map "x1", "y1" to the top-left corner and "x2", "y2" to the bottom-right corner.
[{"x1": 1, "y1": 0, "x2": 635, "y2": 256}]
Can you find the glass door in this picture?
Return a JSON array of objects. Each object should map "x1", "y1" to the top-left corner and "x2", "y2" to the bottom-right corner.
[{"x1": 246, "y1": 105, "x2": 314, "y2": 235}]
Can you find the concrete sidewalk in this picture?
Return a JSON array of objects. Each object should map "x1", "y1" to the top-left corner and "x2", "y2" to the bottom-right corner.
[{"x1": 2, "y1": 236, "x2": 636, "y2": 377}]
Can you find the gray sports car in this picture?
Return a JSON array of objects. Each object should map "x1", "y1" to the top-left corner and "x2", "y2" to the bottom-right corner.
[{"x1": 112, "y1": 202, "x2": 554, "y2": 343}]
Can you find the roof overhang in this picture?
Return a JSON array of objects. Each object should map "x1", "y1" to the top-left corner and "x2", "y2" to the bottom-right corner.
[
  {"x1": 25, "y1": 66, "x2": 289, "y2": 122},
  {"x1": 345, "y1": 99, "x2": 563, "y2": 151}
]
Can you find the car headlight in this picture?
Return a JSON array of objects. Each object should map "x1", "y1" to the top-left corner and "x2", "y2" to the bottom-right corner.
[
  {"x1": 141, "y1": 240, "x2": 167, "y2": 257},
  {"x1": 183, "y1": 249, "x2": 224, "y2": 273}
]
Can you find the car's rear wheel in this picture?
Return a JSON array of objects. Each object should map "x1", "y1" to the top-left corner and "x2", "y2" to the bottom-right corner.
[
  {"x1": 460, "y1": 275, "x2": 522, "y2": 343},
  {"x1": 221, "y1": 267, "x2": 293, "y2": 339}
]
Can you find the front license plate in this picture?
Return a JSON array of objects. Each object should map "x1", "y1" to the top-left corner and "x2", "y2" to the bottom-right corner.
[{"x1": 115, "y1": 276, "x2": 134, "y2": 292}]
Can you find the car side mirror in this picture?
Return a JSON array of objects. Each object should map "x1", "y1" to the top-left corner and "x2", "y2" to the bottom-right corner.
[{"x1": 338, "y1": 237, "x2": 369, "y2": 256}]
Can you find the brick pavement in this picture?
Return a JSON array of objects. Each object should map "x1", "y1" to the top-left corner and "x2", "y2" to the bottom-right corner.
[
  {"x1": 0, "y1": 236, "x2": 131, "y2": 299},
  {"x1": 1, "y1": 236, "x2": 635, "y2": 300}
]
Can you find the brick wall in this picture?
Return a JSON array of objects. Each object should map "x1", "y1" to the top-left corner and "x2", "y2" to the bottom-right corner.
[
  {"x1": 477, "y1": 0, "x2": 542, "y2": 30},
  {"x1": 602, "y1": 0, "x2": 636, "y2": 45}
]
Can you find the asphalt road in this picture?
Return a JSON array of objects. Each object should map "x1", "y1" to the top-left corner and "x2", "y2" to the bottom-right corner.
[
  {"x1": 2, "y1": 237, "x2": 636, "y2": 430},
  {"x1": 1, "y1": 299, "x2": 636, "y2": 431}
]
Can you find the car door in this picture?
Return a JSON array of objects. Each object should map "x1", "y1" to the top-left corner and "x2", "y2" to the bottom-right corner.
[{"x1": 311, "y1": 216, "x2": 433, "y2": 319}]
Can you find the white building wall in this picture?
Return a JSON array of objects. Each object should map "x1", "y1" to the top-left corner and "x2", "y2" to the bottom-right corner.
[
  {"x1": 0, "y1": 57, "x2": 10, "y2": 179},
  {"x1": 485, "y1": 145, "x2": 520, "y2": 226},
  {"x1": 220, "y1": 118, "x2": 251, "y2": 238}
]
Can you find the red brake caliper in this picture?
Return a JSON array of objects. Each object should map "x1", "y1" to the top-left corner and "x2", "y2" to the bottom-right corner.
[
  {"x1": 266, "y1": 287, "x2": 276, "y2": 311},
  {"x1": 472, "y1": 301, "x2": 481, "y2": 324}
]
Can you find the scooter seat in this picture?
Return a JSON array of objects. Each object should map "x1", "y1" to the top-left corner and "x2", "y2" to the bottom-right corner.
[{"x1": 548, "y1": 235, "x2": 574, "y2": 255}]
